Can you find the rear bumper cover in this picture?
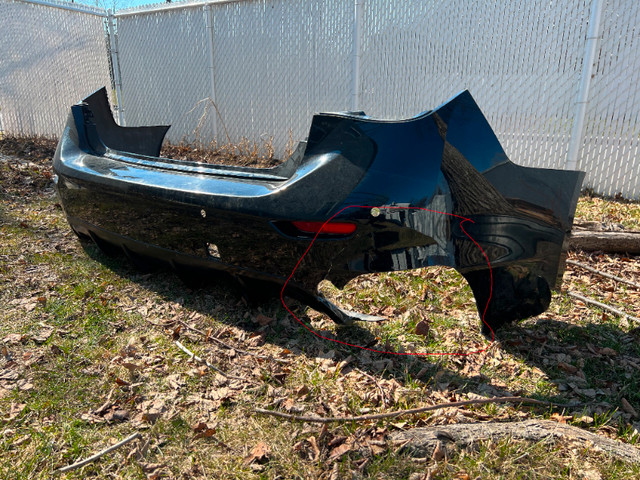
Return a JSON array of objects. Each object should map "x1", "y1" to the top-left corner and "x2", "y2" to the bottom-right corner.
[{"x1": 53, "y1": 88, "x2": 584, "y2": 334}]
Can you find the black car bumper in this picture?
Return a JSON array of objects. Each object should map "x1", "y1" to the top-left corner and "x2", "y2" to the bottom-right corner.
[{"x1": 53, "y1": 88, "x2": 584, "y2": 334}]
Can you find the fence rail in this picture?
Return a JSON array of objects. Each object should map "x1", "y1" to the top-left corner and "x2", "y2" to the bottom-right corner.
[{"x1": 0, "y1": 0, "x2": 639, "y2": 199}]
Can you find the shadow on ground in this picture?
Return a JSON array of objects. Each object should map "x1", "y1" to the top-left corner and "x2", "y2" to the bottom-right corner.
[{"x1": 76, "y1": 239, "x2": 640, "y2": 416}]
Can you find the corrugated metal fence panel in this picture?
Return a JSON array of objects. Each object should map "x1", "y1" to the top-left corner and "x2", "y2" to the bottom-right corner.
[
  {"x1": 578, "y1": 0, "x2": 640, "y2": 199},
  {"x1": 210, "y1": 0, "x2": 352, "y2": 151},
  {"x1": 358, "y1": 0, "x2": 591, "y2": 170},
  {"x1": 0, "y1": 0, "x2": 110, "y2": 137},
  {"x1": 116, "y1": 5, "x2": 211, "y2": 144}
]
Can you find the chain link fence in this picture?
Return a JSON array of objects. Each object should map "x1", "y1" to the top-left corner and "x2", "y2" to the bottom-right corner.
[{"x1": 1, "y1": 0, "x2": 638, "y2": 199}]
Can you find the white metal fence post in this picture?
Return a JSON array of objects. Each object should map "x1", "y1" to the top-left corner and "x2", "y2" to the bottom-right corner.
[
  {"x1": 107, "y1": 9, "x2": 125, "y2": 126},
  {"x1": 565, "y1": 0, "x2": 603, "y2": 171},
  {"x1": 351, "y1": 0, "x2": 363, "y2": 111},
  {"x1": 205, "y1": 3, "x2": 218, "y2": 142}
]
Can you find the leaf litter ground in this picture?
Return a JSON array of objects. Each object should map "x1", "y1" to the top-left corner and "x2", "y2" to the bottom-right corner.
[{"x1": 1, "y1": 136, "x2": 640, "y2": 479}]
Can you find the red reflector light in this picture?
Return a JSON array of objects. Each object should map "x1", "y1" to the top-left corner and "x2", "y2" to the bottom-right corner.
[{"x1": 291, "y1": 221, "x2": 356, "y2": 235}]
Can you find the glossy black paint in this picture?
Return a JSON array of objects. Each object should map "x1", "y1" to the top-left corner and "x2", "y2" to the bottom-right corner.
[{"x1": 53, "y1": 87, "x2": 584, "y2": 334}]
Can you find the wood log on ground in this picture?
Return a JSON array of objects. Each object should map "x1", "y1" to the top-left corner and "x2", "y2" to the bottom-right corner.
[
  {"x1": 569, "y1": 231, "x2": 640, "y2": 254},
  {"x1": 391, "y1": 420, "x2": 640, "y2": 464}
]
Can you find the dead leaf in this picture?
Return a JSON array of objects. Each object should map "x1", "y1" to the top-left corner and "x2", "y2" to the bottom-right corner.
[
  {"x1": 328, "y1": 441, "x2": 352, "y2": 461},
  {"x1": 575, "y1": 415, "x2": 594, "y2": 424},
  {"x1": 0, "y1": 369, "x2": 20, "y2": 381},
  {"x1": 122, "y1": 362, "x2": 141, "y2": 372},
  {"x1": 247, "y1": 331, "x2": 266, "y2": 347},
  {"x1": 381, "y1": 305, "x2": 395, "y2": 317},
  {"x1": 2, "y1": 334, "x2": 26, "y2": 345},
  {"x1": 368, "y1": 440, "x2": 386, "y2": 455},
  {"x1": 414, "y1": 320, "x2": 430, "y2": 337},
  {"x1": 172, "y1": 325, "x2": 181, "y2": 340},
  {"x1": 295, "y1": 385, "x2": 309, "y2": 398},
  {"x1": 103, "y1": 407, "x2": 130, "y2": 423},
  {"x1": 328, "y1": 462, "x2": 340, "y2": 480},
  {"x1": 140, "y1": 398, "x2": 166, "y2": 423},
  {"x1": 192, "y1": 421, "x2": 217, "y2": 440},
  {"x1": 327, "y1": 435, "x2": 347, "y2": 448},
  {"x1": 307, "y1": 436, "x2": 320, "y2": 461},
  {"x1": 2, "y1": 403, "x2": 25, "y2": 423},
  {"x1": 598, "y1": 347, "x2": 617, "y2": 356},
  {"x1": 50, "y1": 345, "x2": 63, "y2": 355},
  {"x1": 209, "y1": 387, "x2": 232, "y2": 403},
  {"x1": 140, "y1": 462, "x2": 166, "y2": 473},
  {"x1": 193, "y1": 427, "x2": 216, "y2": 440},
  {"x1": 558, "y1": 362, "x2": 578, "y2": 374},
  {"x1": 16, "y1": 380, "x2": 33, "y2": 391},
  {"x1": 431, "y1": 440, "x2": 446, "y2": 461},
  {"x1": 282, "y1": 397, "x2": 296, "y2": 411},
  {"x1": 255, "y1": 314, "x2": 274, "y2": 326},
  {"x1": 621, "y1": 398, "x2": 638, "y2": 418},
  {"x1": 243, "y1": 441, "x2": 271, "y2": 465},
  {"x1": 550, "y1": 413, "x2": 572, "y2": 424},
  {"x1": 80, "y1": 412, "x2": 106, "y2": 424}
]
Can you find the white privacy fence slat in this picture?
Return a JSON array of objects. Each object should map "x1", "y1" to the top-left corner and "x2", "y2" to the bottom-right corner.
[
  {"x1": 116, "y1": 0, "x2": 353, "y2": 147},
  {"x1": 209, "y1": 0, "x2": 353, "y2": 148},
  {"x1": 577, "y1": 0, "x2": 640, "y2": 198},
  {"x1": 115, "y1": 5, "x2": 211, "y2": 143},
  {"x1": 1, "y1": 0, "x2": 639, "y2": 199},
  {"x1": 357, "y1": 0, "x2": 591, "y2": 172},
  {"x1": 0, "y1": 0, "x2": 111, "y2": 137}
]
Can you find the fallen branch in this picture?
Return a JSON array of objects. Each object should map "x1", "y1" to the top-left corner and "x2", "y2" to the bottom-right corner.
[
  {"x1": 175, "y1": 340, "x2": 253, "y2": 383},
  {"x1": 569, "y1": 230, "x2": 640, "y2": 254},
  {"x1": 177, "y1": 319, "x2": 289, "y2": 364},
  {"x1": 55, "y1": 432, "x2": 141, "y2": 474},
  {"x1": 567, "y1": 259, "x2": 640, "y2": 289},
  {"x1": 567, "y1": 291, "x2": 640, "y2": 323},
  {"x1": 391, "y1": 419, "x2": 640, "y2": 465},
  {"x1": 255, "y1": 396, "x2": 579, "y2": 424}
]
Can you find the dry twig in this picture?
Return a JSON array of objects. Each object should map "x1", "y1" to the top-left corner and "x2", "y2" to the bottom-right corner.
[
  {"x1": 567, "y1": 291, "x2": 640, "y2": 323},
  {"x1": 177, "y1": 319, "x2": 289, "y2": 364},
  {"x1": 55, "y1": 432, "x2": 141, "y2": 474},
  {"x1": 255, "y1": 396, "x2": 579, "y2": 424},
  {"x1": 358, "y1": 369, "x2": 389, "y2": 407},
  {"x1": 567, "y1": 259, "x2": 640, "y2": 289},
  {"x1": 175, "y1": 340, "x2": 254, "y2": 383}
]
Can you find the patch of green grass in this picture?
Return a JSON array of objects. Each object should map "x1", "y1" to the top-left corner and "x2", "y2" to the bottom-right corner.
[{"x1": 576, "y1": 195, "x2": 640, "y2": 230}]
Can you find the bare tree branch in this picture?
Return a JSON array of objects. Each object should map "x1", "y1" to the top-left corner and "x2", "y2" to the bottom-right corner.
[
  {"x1": 255, "y1": 396, "x2": 580, "y2": 424},
  {"x1": 567, "y1": 259, "x2": 640, "y2": 289},
  {"x1": 175, "y1": 340, "x2": 254, "y2": 383},
  {"x1": 177, "y1": 319, "x2": 289, "y2": 364},
  {"x1": 567, "y1": 291, "x2": 640, "y2": 323},
  {"x1": 55, "y1": 432, "x2": 141, "y2": 474}
]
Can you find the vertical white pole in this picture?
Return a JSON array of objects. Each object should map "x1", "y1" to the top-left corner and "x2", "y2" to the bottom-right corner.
[
  {"x1": 565, "y1": 0, "x2": 603, "y2": 170},
  {"x1": 108, "y1": 9, "x2": 125, "y2": 126},
  {"x1": 205, "y1": 3, "x2": 218, "y2": 142},
  {"x1": 351, "y1": 0, "x2": 363, "y2": 111}
]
